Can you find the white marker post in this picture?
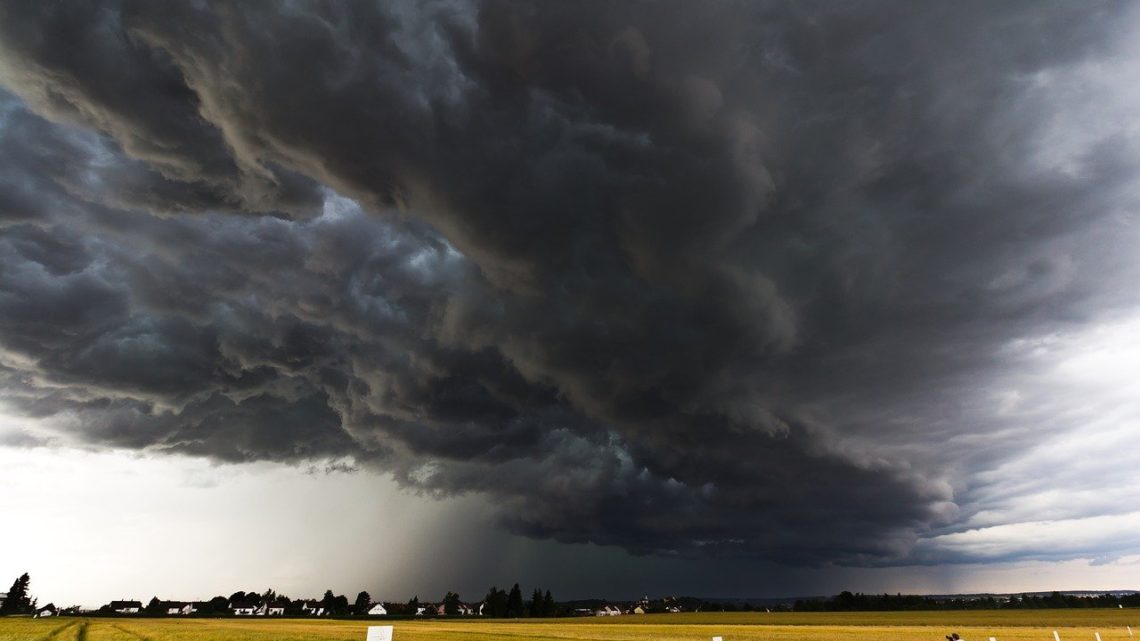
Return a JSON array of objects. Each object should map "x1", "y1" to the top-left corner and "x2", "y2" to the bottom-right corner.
[
  {"x1": 989, "y1": 636, "x2": 997, "y2": 641},
  {"x1": 1096, "y1": 633, "x2": 1102, "y2": 641},
  {"x1": 366, "y1": 625, "x2": 394, "y2": 641},
  {"x1": 713, "y1": 637, "x2": 724, "y2": 641},
  {"x1": 1054, "y1": 631, "x2": 1062, "y2": 641},
  {"x1": 1127, "y1": 626, "x2": 1133, "y2": 637}
]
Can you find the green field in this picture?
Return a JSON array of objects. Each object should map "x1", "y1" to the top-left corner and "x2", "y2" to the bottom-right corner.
[{"x1": 2, "y1": 611, "x2": 1137, "y2": 641}]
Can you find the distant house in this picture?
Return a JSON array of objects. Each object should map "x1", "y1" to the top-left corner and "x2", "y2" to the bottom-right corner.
[
  {"x1": 414, "y1": 606, "x2": 428, "y2": 616},
  {"x1": 457, "y1": 604, "x2": 474, "y2": 616},
  {"x1": 368, "y1": 604, "x2": 388, "y2": 616},
  {"x1": 633, "y1": 606, "x2": 646, "y2": 615},
  {"x1": 166, "y1": 602, "x2": 196, "y2": 616},
  {"x1": 232, "y1": 604, "x2": 258, "y2": 616},
  {"x1": 250, "y1": 603, "x2": 285, "y2": 616},
  {"x1": 36, "y1": 604, "x2": 57, "y2": 617},
  {"x1": 301, "y1": 601, "x2": 325, "y2": 616},
  {"x1": 110, "y1": 600, "x2": 142, "y2": 614},
  {"x1": 595, "y1": 605, "x2": 621, "y2": 616}
]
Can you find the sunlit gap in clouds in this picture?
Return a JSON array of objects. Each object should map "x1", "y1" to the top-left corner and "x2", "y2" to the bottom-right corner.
[{"x1": 926, "y1": 314, "x2": 1140, "y2": 564}]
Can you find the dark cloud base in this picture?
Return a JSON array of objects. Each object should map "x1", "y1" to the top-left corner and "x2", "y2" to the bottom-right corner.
[{"x1": 0, "y1": 1, "x2": 1138, "y2": 567}]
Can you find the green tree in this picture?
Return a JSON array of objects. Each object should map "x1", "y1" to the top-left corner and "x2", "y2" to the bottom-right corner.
[
  {"x1": 204, "y1": 596, "x2": 229, "y2": 614},
  {"x1": 506, "y1": 584, "x2": 523, "y2": 618},
  {"x1": 407, "y1": 595, "x2": 420, "y2": 615},
  {"x1": 542, "y1": 590, "x2": 556, "y2": 617},
  {"x1": 0, "y1": 573, "x2": 34, "y2": 615},
  {"x1": 145, "y1": 597, "x2": 163, "y2": 615},
  {"x1": 355, "y1": 591, "x2": 372, "y2": 614},
  {"x1": 529, "y1": 588, "x2": 543, "y2": 617},
  {"x1": 482, "y1": 586, "x2": 507, "y2": 617},
  {"x1": 443, "y1": 591, "x2": 461, "y2": 616}
]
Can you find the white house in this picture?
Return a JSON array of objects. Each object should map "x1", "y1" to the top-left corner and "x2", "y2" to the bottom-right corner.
[
  {"x1": 110, "y1": 600, "x2": 142, "y2": 614},
  {"x1": 166, "y1": 602, "x2": 196, "y2": 616},
  {"x1": 302, "y1": 601, "x2": 325, "y2": 616},
  {"x1": 232, "y1": 605, "x2": 258, "y2": 616},
  {"x1": 368, "y1": 604, "x2": 388, "y2": 616},
  {"x1": 595, "y1": 605, "x2": 621, "y2": 616},
  {"x1": 254, "y1": 603, "x2": 285, "y2": 616},
  {"x1": 36, "y1": 605, "x2": 57, "y2": 617}
]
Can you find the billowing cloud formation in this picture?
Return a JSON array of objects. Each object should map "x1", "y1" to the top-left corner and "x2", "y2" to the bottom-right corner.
[{"x1": 1, "y1": 1, "x2": 1140, "y2": 567}]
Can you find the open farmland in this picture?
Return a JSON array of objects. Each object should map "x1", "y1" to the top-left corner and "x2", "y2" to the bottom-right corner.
[{"x1": 3, "y1": 611, "x2": 1138, "y2": 641}]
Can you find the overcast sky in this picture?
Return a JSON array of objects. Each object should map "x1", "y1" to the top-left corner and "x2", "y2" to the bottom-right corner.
[{"x1": 2, "y1": 1, "x2": 1140, "y2": 609}]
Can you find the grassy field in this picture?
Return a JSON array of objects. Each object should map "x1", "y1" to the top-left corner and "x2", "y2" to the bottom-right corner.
[{"x1": 2, "y1": 611, "x2": 1137, "y2": 641}]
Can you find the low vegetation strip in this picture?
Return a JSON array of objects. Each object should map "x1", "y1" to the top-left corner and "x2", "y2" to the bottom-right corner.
[{"x1": 1, "y1": 612, "x2": 1136, "y2": 641}]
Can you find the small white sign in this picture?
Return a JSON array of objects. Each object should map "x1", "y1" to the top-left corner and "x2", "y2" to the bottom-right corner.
[
  {"x1": 712, "y1": 637, "x2": 723, "y2": 641},
  {"x1": 1096, "y1": 633, "x2": 1102, "y2": 641},
  {"x1": 1053, "y1": 631, "x2": 1061, "y2": 641},
  {"x1": 367, "y1": 625, "x2": 394, "y2": 641},
  {"x1": 989, "y1": 636, "x2": 996, "y2": 641}
]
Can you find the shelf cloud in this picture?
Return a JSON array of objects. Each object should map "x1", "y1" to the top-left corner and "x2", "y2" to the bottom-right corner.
[{"x1": 1, "y1": 1, "x2": 1139, "y2": 570}]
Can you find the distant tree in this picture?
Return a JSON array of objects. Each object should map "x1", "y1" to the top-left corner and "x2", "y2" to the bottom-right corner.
[
  {"x1": 145, "y1": 597, "x2": 164, "y2": 615},
  {"x1": 407, "y1": 596, "x2": 420, "y2": 615},
  {"x1": 321, "y1": 590, "x2": 336, "y2": 614},
  {"x1": 529, "y1": 588, "x2": 543, "y2": 618},
  {"x1": 262, "y1": 589, "x2": 277, "y2": 605},
  {"x1": 506, "y1": 584, "x2": 523, "y2": 618},
  {"x1": 483, "y1": 587, "x2": 508, "y2": 618},
  {"x1": 333, "y1": 594, "x2": 349, "y2": 615},
  {"x1": 543, "y1": 590, "x2": 556, "y2": 617},
  {"x1": 229, "y1": 591, "x2": 247, "y2": 605},
  {"x1": 205, "y1": 596, "x2": 229, "y2": 614},
  {"x1": 355, "y1": 591, "x2": 372, "y2": 614},
  {"x1": 443, "y1": 592, "x2": 461, "y2": 616},
  {"x1": 0, "y1": 574, "x2": 34, "y2": 615}
]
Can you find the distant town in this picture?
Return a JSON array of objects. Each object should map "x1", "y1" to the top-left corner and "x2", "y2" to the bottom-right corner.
[{"x1": 2, "y1": 572, "x2": 1137, "y2": 619}]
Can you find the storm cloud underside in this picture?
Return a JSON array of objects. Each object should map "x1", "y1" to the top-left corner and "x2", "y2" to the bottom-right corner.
[{"x1": 1, "y1": 1, "x2": 1140, "y2": 568}]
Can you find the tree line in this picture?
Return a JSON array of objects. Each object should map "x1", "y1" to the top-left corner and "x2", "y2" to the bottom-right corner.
[
  {"x1": 791, "y1": 591, "x2": 1140, "y2": 611},
  {"x1": 480, "y1": 584, "x2": 557, "y2": 618},
  {"x1": 0, "y1": 572, "x2": 564, "y2": 618}
]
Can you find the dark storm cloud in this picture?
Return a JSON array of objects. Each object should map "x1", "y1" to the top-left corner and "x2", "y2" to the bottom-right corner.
[{"x1": 1, "y1": 1, "x2": 1139, "y2": 566}]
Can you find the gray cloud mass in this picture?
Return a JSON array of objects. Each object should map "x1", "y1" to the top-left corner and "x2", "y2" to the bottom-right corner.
[{"x1": 1, "y1": 1, "x2": 1139, "y2": 568}]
